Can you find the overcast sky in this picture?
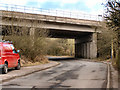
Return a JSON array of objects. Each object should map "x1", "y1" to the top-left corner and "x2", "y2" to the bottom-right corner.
[{"x1": 0, "y1": 0, "x2": 106, "y2": 15}]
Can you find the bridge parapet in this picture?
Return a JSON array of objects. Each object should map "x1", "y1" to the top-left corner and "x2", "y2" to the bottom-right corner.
[
  {"x1": 1, "y1": 10, "x2": 101, "y2": 27},
  {"x1": 0, "y1": 3, "x2": 102, "y2": 27}
]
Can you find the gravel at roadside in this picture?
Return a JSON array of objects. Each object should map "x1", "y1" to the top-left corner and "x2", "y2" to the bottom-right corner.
[{"x1": 109, "y1": 63, "x2": 118, "y2": 88}]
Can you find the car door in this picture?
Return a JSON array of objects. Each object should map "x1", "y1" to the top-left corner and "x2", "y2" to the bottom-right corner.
[
  {"x1": 0, "y1": 44, "x2": 1, "y2": 58},
  {"x1": 3, "y1": 44, "x2": 13, "y2": 68},
  {"x1": 10, "y1": 44, "x2": 18, "y2": 67}
]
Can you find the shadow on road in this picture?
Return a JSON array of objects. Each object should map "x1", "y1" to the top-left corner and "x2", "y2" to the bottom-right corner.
[
  {"x1": 0, "y1": 68, "x2": 16, "y2": 74},
  {"x1": 48, "y1": 56, "x2": 78, "y2": 61}
]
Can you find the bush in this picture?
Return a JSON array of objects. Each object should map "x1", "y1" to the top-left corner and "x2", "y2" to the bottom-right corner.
[
  {"x1": 2, "y1": 12, "x2": 49, "y2": 64},
  {"x1": 4, "y1": 28, "x2": 48, "y2": 63},
  {"x1": 46, "y1": 38, "x2": 74, "y2": 56}
]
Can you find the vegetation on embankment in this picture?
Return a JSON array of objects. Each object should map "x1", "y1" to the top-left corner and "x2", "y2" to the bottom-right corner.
[
  {"x1": 3, "y1": 36, "x2": 74, "y2": 66},
  {"x1": 3, "y1": 27, "x2": 50, "y2": 66},
  {"x1": 2, "y1": 15, "x2": 50, "y2": 65},
  {"x1": 46, "y1": 38, "x2": 74, "y2": 56},
  {"x1": 2, "y1": 26, "x2": 74, "y2": 66},
  {"x1": 105, "y1": 0, "x2": 120, "y2": 69},
  {"x1": 97, "y1": 0, "x2": 120, "y2": 69},
  {"x1": 97, "y1": 26, "x2": 112, "y2": 60}
]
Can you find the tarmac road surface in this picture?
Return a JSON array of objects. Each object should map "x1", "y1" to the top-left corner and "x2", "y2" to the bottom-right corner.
[{"x1": 2, "y1": 59, "x2": 107, "y2": 89}]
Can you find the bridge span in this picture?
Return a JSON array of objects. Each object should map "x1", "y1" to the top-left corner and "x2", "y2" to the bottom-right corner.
[{"x1": 0, "y1": 9, "x2": 102, "y2": 59}]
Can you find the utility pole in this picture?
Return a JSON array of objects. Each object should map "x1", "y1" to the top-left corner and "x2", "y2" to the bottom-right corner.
[{"x1": 111, "y1": 39, "x2": 114, "y2": 60}]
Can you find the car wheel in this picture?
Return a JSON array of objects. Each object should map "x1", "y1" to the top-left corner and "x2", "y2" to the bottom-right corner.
[
  {"x1": 15, "y1": 62, "x2": 21, "y2": 70},
  {"x1": 2, "y1": 63, "x2": 8, "y2": 74}
]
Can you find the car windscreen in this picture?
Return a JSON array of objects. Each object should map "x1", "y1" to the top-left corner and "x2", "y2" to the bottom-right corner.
[{"x1": 10, "y1": 44, "x2": 17, "y2": 53}]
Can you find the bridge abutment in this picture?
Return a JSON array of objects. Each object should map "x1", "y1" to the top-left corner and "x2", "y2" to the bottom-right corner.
[{"x1": 75, "y1": 33, "x2": 97, "y2": 59}]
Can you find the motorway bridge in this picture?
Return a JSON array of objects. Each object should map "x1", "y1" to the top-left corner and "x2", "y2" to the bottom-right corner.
[{"x1": 0, "y1": 4, "x2": 102, "y2": 59}]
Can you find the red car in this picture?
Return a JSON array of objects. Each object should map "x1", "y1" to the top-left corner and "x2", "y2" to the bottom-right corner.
[{"x1": 0, "y1": 41, "x2": 21, "y2": 74}]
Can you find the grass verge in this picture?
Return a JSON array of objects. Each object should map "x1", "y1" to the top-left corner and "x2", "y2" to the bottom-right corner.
[{"x1": 20, "y1": 55, "x2": 49, "y2": 67}]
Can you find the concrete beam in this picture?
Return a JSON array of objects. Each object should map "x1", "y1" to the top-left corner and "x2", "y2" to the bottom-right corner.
[{"x1": 1, "y1": 19, "x2": 96, "y2": 32}]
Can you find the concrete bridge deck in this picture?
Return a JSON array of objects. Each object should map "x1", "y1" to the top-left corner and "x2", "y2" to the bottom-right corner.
[{"x1": 1, "y1": 10, "x2": 101, "y2": 27}]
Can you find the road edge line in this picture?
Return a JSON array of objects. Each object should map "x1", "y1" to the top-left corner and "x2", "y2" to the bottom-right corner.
[{"x1": 107, "y1": 62, "x2": 110, "y2": 89}]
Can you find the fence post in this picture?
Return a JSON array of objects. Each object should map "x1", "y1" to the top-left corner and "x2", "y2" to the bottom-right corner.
[
  {"x1": 6, "y1": 5, "x2": 8, "y2": 11},
  {"x1": 56, "y1": 10, "x2": 57, "y2": 16},
  {"x1": 70, "y1": 12, "x2": 71, "y2": 18},
  {"x1": 63, "y1": 10, "x2": 64, "y2": 17}
]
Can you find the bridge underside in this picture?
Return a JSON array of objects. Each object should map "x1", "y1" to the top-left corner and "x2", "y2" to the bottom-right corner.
[{"x1": 48, "y1": 29, "x2": 97, "y2": 59}]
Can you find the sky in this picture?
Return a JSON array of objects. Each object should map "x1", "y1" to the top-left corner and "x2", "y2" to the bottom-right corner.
[{"x1": 0, "y1": 0, "x2": 107, "y2": 15}]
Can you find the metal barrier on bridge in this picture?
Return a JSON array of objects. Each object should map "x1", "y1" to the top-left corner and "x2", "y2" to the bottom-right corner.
[{"x1": 0, "y1": 3, "x2": 103, "y2": 21}]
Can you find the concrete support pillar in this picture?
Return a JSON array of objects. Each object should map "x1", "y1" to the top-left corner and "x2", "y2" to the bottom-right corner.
[
  {"x1": 75, "y1": 39, "x2": 87, "y2": 58},
  {"x1": 75, "y1": 33, "x2": 97, "y2": 59},
  {"x1": 80, "y1": 44, "x2": 84, "y2": 58},
  {"x1": 75, "y1": 41, "x2": 81, "y2": 58},
  {"x1": 83, "y1": 43, "x2": 87, "y2": 58},
  {"x1": 84, "y1": 44, "x2": 85, "y2": 58},
  {"x1": 75, "y1": 39, "x2": 83, "y2": 58},
  {"x1": 30, "y1": 27, "x2": 35, "y2": 46},
  {"x1": 89, "y1": 33, "x2": 97, "y2": 58},
  {"x1": 30, "y1": 27, "x2": 35, "y2": 36},
  {"x1": 87, "y1": 42, "x2": 90, "y2": 59}
]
